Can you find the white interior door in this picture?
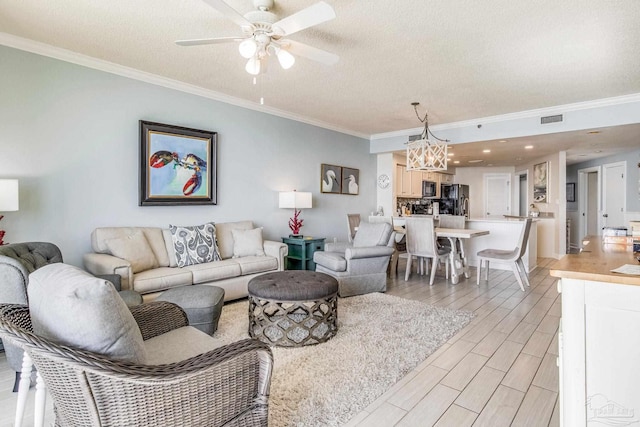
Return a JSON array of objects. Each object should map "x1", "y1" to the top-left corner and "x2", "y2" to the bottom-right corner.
[
  {"x1": 484, "y1": 173, "x2": 511, "y2": 218},
  {"x1": 602, "y1": 162, "x2": 626, "y2": 228}
]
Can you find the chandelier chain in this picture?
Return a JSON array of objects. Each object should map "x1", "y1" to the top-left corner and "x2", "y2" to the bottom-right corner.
[{"x1": 412, "y1": 103, "x2": 449, "y2": 143}]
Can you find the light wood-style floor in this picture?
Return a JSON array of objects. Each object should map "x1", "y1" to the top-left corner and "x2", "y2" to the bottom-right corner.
[
  {"x1": 0, "y1": 259, "x2": 560, "y2": 427},
  {"x1": 346, "y1": 258, "x2": 560, "y2": 427}
]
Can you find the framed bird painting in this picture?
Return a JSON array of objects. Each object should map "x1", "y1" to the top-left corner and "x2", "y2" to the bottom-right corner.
[
  {"x1": 341, "y1": 167, "x2": 359, "y2": 195},
  {"x1": 321, "y1": 164, "x2": 342, "y2": 194},
  {"x1": 139, "y1": 121, "x2": 217, "y2": 206}
]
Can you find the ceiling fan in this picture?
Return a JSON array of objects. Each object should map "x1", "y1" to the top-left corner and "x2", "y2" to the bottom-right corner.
[{"x1": 176, "y1": 0, "x2": 339, "y2": 75}]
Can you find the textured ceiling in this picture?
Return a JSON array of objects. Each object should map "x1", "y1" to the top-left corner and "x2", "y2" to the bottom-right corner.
[{"x1": 1, "y1": 0, "x2": 640, "y2": 138}]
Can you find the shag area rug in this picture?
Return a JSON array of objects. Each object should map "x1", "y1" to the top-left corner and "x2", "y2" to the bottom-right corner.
[{"x1": 213, "y1": 292, "x2": 474, "y2": 427}]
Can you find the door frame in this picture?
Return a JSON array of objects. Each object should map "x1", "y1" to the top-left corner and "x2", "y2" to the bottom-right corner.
[
  {"x1": 577, "y1": 166, "x2": 601, "y2": 239},
  {"x1": 515, "y1": 170, "x2": 528, "y2": 216}
]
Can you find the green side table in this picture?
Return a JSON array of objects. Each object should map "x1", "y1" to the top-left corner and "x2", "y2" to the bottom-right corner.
[{"x1": 281, "y1": 237, "x2": 325, "y2": 271}]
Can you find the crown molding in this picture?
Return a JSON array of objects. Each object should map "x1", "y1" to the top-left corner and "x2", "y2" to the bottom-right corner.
[
  {"x1": 370, "y1": 92, "x2": 640, "y2": 140},
  {"x1": 0, "y1": 33, "x2": 369, "y2": 140}
]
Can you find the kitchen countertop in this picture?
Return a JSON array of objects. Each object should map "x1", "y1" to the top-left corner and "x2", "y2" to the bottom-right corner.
[{"x1": 550, "y1": 236, "x2": 640, "y2": 286}]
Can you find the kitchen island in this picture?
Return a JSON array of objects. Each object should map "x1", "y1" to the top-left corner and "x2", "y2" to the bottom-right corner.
[{"x1": 550, "y1": 237, "x2": 640, "y2": 426}]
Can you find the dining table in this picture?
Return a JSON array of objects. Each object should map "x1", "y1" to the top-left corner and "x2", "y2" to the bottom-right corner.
[{"x1": 394, "y1": 225, "x2": 490, "y2": 285}]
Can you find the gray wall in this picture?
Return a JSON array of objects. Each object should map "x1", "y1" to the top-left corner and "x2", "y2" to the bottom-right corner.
[
  {"x1": 566, "y1": 148, "x2": 640, "y2": 213},
  {"x1": 0, "y1": 46, "x2": 374, "y2": 266}
]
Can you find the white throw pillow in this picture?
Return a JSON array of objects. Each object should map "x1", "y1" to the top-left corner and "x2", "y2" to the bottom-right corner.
[
  {"x1": 231, "y1": 228, "x2": 265, "y2": 258},
  {"x1": 105, "y1": 230, "x2": 158, "y2": 273},
  {"x1": 169, "y1": 222, "x2": 222, "y2": 267}
]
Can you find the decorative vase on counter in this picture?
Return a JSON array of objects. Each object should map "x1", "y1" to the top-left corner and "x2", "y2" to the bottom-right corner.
[{"x1": 529, "y1": 204, "x2": 540, "y2": 218}]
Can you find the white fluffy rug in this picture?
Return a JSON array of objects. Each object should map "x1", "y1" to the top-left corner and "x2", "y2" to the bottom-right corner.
[{"x1": 213, "y1": 292, "x2": 474, "y2": 427}]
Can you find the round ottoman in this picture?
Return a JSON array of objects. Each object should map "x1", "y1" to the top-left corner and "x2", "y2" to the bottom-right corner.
[
  {"x1": 157, "y1": 285, "x2": 225, "y2": 335},
  {"x1": 248, "y1": 271, "x2": 338, "y2": 347}
]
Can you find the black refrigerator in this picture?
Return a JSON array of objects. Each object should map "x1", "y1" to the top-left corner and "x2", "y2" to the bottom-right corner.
[{"x1": 439, "y1": 184, "x2": 470, "y2": 218}]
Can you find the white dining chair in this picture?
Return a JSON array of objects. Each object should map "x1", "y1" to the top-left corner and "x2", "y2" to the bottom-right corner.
[
  {"x1": 476, "y1": 218, "x2": 533, "y2": 291},
  {"x1": 404, "y1": 217, "x2": 450, "y2": 285},
  {"x1": 346, "y1": 213, "x2": 361, "y2": 243}
]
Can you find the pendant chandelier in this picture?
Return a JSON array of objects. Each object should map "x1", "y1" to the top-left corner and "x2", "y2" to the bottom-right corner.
[{"x1": 406, "y1": 102, "x2": 449, "y2": 172}]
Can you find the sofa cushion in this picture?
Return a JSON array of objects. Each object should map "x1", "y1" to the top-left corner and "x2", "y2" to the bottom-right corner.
[
  {"x1": 28, "y1": 264, "x2": 147, "y2": 364},
  {"x1": 92, "y1": 227, "x2": 170, "y2": 267},
  {"x1": 313, "y1": 251, "x2": 348, "y2": 272},
  {"x1": 353, "y1": 222, "x2": 392, "y2": 248},
  {"x1": 232, "y1": 228, "x2": 265, "y2": 258},
  {"x1": 215, "y1": 221, "x2": 254, "y2": 260},
  {"x1": 132, "y1": 267, "x2": 193, "y2": 294},
  {"x1": 162, "y1": 229, "x2": 178, "y2": 268},
  {"x1": 234, "y1": 255, "x2": 278, "y2": 275},
  {"x1": 169, "y1": 222, "x2": 222, "y2": 267},
  {"x1": 144, "y1": 326, "x2": 221, "y2": 365},
  {"x1": 183, "y1": 259, "x2": 242, "y2": 284},
  {"x1": 105, "y1": 230, "x2": 158, "y2": 274}
]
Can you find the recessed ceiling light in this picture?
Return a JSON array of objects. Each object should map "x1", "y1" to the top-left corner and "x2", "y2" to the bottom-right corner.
[
  {"x1": 595, "y1": 150, "x2": 603, "y2": 153},
  {"x1": 447, "y1": 152, "x2": 454, "y2": 156},
  {"x1": 587, "y1": 130, "x2": 602, "y2": 134},
  {"x1": 453, "y1": 160, "x2": 460, "y2": 164},
  {"x1": 468, "y1": 159, "x2": 483, "y2": 163},
  {"x1": 515, "y1": 157, "x2": 522, "y2": 161},
  {"x1": 499, "y1": 140, "x2": 508, "y2": 143},
  {"x1": 525, "y1": 145, "x2": 534, "y2": 149},
  {"x1": 487, "y1": 164, "x2": 494, "y2": 167},
  {"x1": 483, "y1": 149, "x2": 491, "y2": 153}
]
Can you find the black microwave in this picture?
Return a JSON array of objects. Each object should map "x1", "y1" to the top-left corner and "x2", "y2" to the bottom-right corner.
[{"x1": 422, "y1": 180, "x2": 437, "y2": 198}]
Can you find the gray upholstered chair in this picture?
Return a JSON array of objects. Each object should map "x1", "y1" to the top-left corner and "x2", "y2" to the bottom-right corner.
[
  {"x1": 0, "y1": 242, "x2": 63, "y2": 391},
  {"x1": 0, "y1": 263, "x2": 272, "y2": 427},
  {"x1": 0, "y1": 242, "x2": 141, "y2": 392},
  {"x1": 404, "y1": 217, "x2": 451, "y2": 285},
  {"x1": 477, "y1": 218, "x2": 533, "y2": 291},
  {"x1": 314, "y1": 221, "x2": 395, "y2": 297}
]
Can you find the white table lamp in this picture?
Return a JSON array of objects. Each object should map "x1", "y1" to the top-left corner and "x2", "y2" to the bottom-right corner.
[
  {"x1": 0, "y1": 179, "x2": 19, "y2": 246},
  {"x1": 279, "y1": 191, "x2": 312, "y2": 237}
]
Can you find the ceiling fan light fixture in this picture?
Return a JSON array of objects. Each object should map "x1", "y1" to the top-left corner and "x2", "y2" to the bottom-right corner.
[
  {"x1": 276, "y1": 48, "x2": 295, "y2": 69},
  {"x1": 245, "y1": 57, "x2": 261, "y2": 75},
  {"x1": 239, "y1": 38, "x2": 258, "y2": 58}
]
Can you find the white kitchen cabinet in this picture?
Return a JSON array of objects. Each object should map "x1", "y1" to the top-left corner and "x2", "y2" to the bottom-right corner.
[
  {"x1": 395, "y1": 164, "x2": 410, "y2": 196},
  {"x1": 558, "y1": 278, "x2": 640, "y2": 426},
  {"x1": 440, "y1": 173, "x2": 454, "y2": 184}
]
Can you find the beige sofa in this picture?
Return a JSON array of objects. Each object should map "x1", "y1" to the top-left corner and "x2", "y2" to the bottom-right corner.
[{"x1": 83, "y1": 221, "x2": 287, "y2": 301}]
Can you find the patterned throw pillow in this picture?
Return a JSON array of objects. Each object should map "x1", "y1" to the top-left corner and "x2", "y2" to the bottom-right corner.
[{"x1": 169, "y1": 222, "x2": 222, "y2": 268}]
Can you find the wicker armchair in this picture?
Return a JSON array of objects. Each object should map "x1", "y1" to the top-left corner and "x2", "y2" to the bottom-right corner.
[{"x1": 0, "y1": 302, "x2": 273, "y2": 427}]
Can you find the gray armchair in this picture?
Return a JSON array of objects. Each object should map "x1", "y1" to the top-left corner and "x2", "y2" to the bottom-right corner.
[
  {"x1": 0, "y1": 242, "x2": 141, "y2": 392},
  {"x1": 0, "y1": 263, "x2": 273, "y2": 427},
  {"x1": 314, "y1": 221, "x2": 395, "y2": 297},
  {"x1": 0, "y1": 242, "x2": 62, "y2": 391}
]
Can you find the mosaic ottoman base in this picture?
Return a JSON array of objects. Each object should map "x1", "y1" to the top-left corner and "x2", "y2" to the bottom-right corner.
[{"x1": 248, "y1": 271, "x2": 338, "y2": 347}]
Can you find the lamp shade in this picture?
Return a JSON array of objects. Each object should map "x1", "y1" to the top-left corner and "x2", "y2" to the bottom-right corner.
[
  {"x1": 0, "y1": 179, "x2": 19, "y2": 211},
  {"x1": 279, "y1": 191, "x2": 312, "y2": 209}
]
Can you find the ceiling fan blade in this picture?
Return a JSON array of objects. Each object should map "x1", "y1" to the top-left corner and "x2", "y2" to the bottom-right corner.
[
  {"x1": 201, "y1": 0, "x2": 253, "y2": 28},
  {"x1": 176, "y1": 37, "x2": 245, "y2": 46},
  {"x1": 272, "y1": 1, "x2": 336, "y2": 36},
  {"x1": 285, "y1": 40, "x2": 339, "y2": 66}
]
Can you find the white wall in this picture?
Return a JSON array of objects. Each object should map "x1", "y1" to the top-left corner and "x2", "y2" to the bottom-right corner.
[{"x1": 0, "y1": 46, "x2": 375, "y2": 266}]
